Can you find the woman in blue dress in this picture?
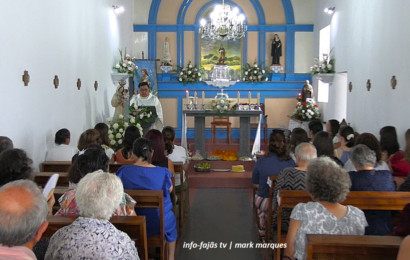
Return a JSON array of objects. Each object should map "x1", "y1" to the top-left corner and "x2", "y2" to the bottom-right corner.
[{"x1": 117, "y1": 137, "x2": 177, "y2": 260}]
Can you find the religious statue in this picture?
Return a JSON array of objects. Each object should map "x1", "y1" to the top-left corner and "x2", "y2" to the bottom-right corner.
[
  {"x1": 271, "y1": 34, "x2": 282, "y2": 65},
  {"x1": 217, "y1": 45, "x2": 226, "y2": 65},
  {"x1": 162, "y1": 37, "x2": 172, "y2": 66},
  {"x1": 301, "y1": 80, "x2": 313, "y2": 102},
  {"x1": 111, "y1": 85, "x2": 126, "y2": 123}
]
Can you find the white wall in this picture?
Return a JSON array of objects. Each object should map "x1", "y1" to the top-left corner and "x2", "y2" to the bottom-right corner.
[
  {"x1": 291, "y1": 0, "x2": 315, "y2": 24},
  {"x1": 132, "y1": 0, "x2": 151, "y2": 58},
  {"x1": 294, "y1": 32, "x2": 314, "y2": 73},
  {"x1": 314, "y1": 0, "x2": 410, "y2": 148},
  {"x1": 0, "y1": 0, "x2": 134, "y2": 170}
]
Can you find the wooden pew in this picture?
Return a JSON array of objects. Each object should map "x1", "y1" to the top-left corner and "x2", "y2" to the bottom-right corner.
[
  {"x1": 40, "y1": 161, "x2": 129, "y2": 174},
  {"x1": 275, "y1": 190, "x2": 410, "y2": 260},
  {"x1": 305, "y1": 234, "x2": 403, "y2": 260},
  {"x1": 173, "y1": 161, "x2": 188, "y2": 233},
  {"x1": 44, "y1": 216, "x2": 148, "y2": 260},
  {"x1": 34, "y1": 172, "x2": 69, "y2": 187},
  {"x1": 265, "y1": 175, "x2": 278, "y2": 242},
  {"x1": 125, "y1": 190, "x2": 168, "y2": 260}
]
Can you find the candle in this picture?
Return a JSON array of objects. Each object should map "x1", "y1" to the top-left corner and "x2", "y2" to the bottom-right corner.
[
  {"x1": 248, "y1": 91, "x2": 251, "y2": 104},
  {"x1": 237, "y1": 91, "x2": 240, "y2": 104},
  {"x1": 186, "y1": 90, "x2": 189, "y2": 104},
  {"x1": 194, "y1": 91, "x2": 197, "y2": 104},
  {"x1": 202, "y1": 91, "x2": 205, "y2": 104},
  {"x1": 257, "y1": 93, "x2": 260, "y2": 104}
]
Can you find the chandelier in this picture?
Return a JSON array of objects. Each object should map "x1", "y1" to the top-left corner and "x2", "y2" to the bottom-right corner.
[{"x1": 199, "y1": 0, "x2": 247, "y2": 41}]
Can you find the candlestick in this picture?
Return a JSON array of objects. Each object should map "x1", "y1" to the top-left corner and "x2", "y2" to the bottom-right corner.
[
  {"x1": 248, "y1": 91, "x2": 251, "y2": 104},
  {"x1": 186, "y1": 90, "x2": 189, "y2": 105},
  {"x1": 257, "y1": 93, "x2": 260, "y2": 104},
  {"x1": 237, "y1": 91, "x2": 240, "y2": 104},
  {"x1": 202, "y1": 91, "x2": 205, "y2": 104},
  {"x1": 194, "y1": 91, "x2": 197, "y2": 104}
]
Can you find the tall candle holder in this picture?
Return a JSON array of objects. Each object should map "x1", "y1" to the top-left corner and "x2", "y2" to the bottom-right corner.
[
  {"x1": 193, "y1": 104, "x2": 198, "y2": 110},
  {"x1": 201, "y1": 104, "x2": 206, "y2": 110}
]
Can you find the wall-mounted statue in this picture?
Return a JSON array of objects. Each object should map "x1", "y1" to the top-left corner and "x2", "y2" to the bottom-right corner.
[
  {"x1": 162, "y1": 37, "x2": 172, "y2": 66},
  {"x1": 271, "y1": 34, "x2": 282, "y2": 65}
]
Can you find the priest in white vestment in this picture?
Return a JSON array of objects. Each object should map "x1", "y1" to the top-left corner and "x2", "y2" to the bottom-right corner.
[{"x1": 131, "y1": 82, "x2": 164, "y2": 131}]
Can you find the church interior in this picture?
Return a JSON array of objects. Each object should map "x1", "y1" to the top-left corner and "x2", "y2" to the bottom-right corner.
[{"x1": 1, "y1": 0, "x2": 410, "y2": 259}]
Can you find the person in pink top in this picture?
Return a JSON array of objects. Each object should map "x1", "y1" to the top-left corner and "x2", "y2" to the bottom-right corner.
[
  {"x1": 390, "y1": 129, "x2": 410, "y2": 177},
  {"x1": 0, "y1": 180, "x2": 49, "y2": 260}
]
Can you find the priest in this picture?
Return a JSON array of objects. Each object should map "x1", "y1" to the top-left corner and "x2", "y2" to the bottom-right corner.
[{"x1": 131, "y1": 82, "x2": 164, "y2": 131}]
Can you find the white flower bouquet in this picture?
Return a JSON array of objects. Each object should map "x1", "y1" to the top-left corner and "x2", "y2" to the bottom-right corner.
[
  {"x1": 291, "y1": 101, "x2": 321, "y2": 121},
  {"x1": 208, "y1": 97, "x2": 234, "y2": 116},
  {"x1": 106, "y1": 113, "x2": 143, "y2": 151},
  {"x1": 310, "y1": 52, "x2": 335, "y2": 76},
  {"x1": 113, "y1": 48, "x2": 138, "y2": 77},
  {"x1": 242, "y1": 61, "x2": 268, "y2": 83},
  {"x1": 177, "y1": 61, "x2": 204, "y2": 85}
]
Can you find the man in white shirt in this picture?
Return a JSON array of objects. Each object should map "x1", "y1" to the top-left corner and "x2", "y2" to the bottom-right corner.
[{"x1": 45, "y1": 128, "x2": 77, "y2": 161}]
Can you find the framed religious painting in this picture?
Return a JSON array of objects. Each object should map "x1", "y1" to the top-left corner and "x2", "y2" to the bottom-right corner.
[
  {"x1": 200, "y1": 38, "x2": 242, "y2": 81},
  {"x1": 133, "y1": 60, "x2": 158, "y2": 95}
]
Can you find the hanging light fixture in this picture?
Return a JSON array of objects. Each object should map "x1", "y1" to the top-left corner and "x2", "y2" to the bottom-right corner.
[{"x1": 199, "y1": 0, "x2": 247, "y2": 41}]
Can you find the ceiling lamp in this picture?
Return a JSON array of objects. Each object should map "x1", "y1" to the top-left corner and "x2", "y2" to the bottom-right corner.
[
  {"x1": 199, "y1": 0, "x2": 247, "y2": 41},
  {"x1": 324, "y1": 7, "x2": 335, "y2": 15}
]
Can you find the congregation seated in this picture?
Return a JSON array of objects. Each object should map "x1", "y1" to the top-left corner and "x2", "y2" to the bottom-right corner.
[
  {"x1": 284, "y1": 157, "x2": 367, "y2": 260},
  {"x1": 336, "y1": 125, "x2": 355, "y2": 164},
  {"x1": 0, "y1": 180, "x2": 49, "y2": 260},
  {"x1": 57, "y1": 145, "x2": 135, "y2": 216},
  {"x1": 94, "y1": 123, "x2": 115, "y2": 162},
  {"x1": 344, "y1": 132, "x2": 390, "y2": 172},
  {"x1": 45, "y1": 171, "x2": 139, "y2": 259},
  {"x1": 115, "y1": 125, "x2": 140, "y2": 164},
  {"x1": 0, "y1": 148, "x2": 34, "y2": 186},
  {"x1": 163, "y1": 126, "x2": 189, "y2": 193},
  {"x1": 116, "y1": 138, "x2": 177, "y2": 260},
  {"x1": 45, "y1": 128, "x2": 77, "y2": 161},
  {"x1": 326, "y1": 119, "x2": 341, "y2": 149},
  {"x1": 287, "y1": 127, "x2": 309, "y2": 162},
  {"x1": 272, "y1": 142, "x2": 317, "y2": 232},
  {"x1": 312, "y1": 131, "x2": 343, "y2": 166},
  {"x1": 379, "y1": 126, "x2": 400, "y2": 162},
  {"x1": 349, "y1": 144, "x2": 395, "y2": 235},
  {"x1": 252, "y1": 129, "x2": 296, "y2": 238},
  {"x1": 308, "y1": 120, "x2": 323, "y2": 142},
  {"x1": 145, "y1": 129, "x2": 175, "y2": 174},
  {"x1": 389, "y1": 129, "x2": 410, "y2": 177},
  {"x1": 72, "y1": 129, "x2": 105, "y2": 162},
  {"x1": 0, "y1": 136, "x2": 13, "y2": 154}
]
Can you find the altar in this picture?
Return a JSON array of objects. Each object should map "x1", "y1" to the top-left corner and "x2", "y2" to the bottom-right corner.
[{"x1": 181, "y1": 110, "x2": 262, "y2": 157}]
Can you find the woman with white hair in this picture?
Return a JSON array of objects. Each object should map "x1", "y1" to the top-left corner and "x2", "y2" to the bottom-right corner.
[
  {"x1": 284, "y1": 157, "x2": 367, "y2": 260},
  {"x1": 349, "y1": 144, "x2": 395, "y2": 235},
  {"x1": 45, "y1": 171, "x2": 139, "y2": 260}
]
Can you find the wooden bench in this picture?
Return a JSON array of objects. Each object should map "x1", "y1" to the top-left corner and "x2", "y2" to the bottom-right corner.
[
  {"x1": 34, "y1": 172, "x2": 69, "y2": 187},
  {"x1": 275, "y1": 190, "x2": 410, "y2": 260},
  {"x1": 265, "y1": 175, "x2": 278, "y2": 242},
  {"x1": 125, "y1": 190, "x2": 168, "y2": 260},
  {"x1": 173, "y1": 161, "x2": 188, "y2": 233},
  {"x1": 40, "y1": 161, "x2": 129, "y2": 173},
  {"x1": 44, "y1": 216, "x2": 148, "y2": 260},
  {"x1": 305, "y1": 234, "x2": 403, "y2": 260}
]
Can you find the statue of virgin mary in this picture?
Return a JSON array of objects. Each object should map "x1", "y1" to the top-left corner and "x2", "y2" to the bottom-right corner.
[{"x1": 162, "y1": 37, "x2": 172, "y2": 65}]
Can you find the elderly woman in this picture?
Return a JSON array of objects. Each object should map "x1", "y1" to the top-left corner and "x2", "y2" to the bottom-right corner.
[
  {"x1": 344, "y1": 133, "x2": 390, "y2": 172},
  {"x1": 45, "y1": 171, "x2": 139, "y2": 259},
  {"x1": 58, "y1": 145, "x2": 135, "y2": 216},
  {"x1": 284, "y1": 157, "x2": 367, "y2": 260},
  {"x1": 272, "y1": 143, "x2": 317, "y2": 232},
  {"x1": 252, "y1": 130, "x2": 296, "y2": 239},
  {"x1": 116, "y1": 138, "x2": 177, "y2": 260},
  {"x1": 349, "y1": 144, "x2": 395, "y2": 235}
]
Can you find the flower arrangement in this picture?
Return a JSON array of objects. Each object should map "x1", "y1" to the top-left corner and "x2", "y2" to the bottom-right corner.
[
  {"x1": 177, "y1": 61, "x2": 203, "y2": 85},
  {"x1": 211, "y1": 150, "x2": 238, "y2": 161},
  {"x1": 208, "y1": 97, "x2": 234, "y2": 115},
  {"x1": 291, "y1": 101, "x2": 321, "y2": 121},
  {"x1": 242, "y1": 61, "x2": 268, "y2": 83},
  {"x1": 310, "y1": 52, "x2": 335, "y2": 76},
  {"x1": 113, "y1": 48, "x2": 138, "y2": 77},
  {"x1": 106, "y1": 114, "x2": 143, "y2": 151},
  {"x1": 129, "y1": 105, "x2": 157, "y2": 124}
]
